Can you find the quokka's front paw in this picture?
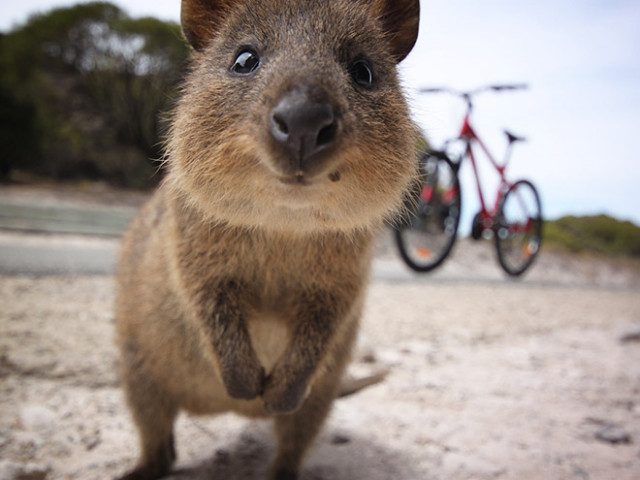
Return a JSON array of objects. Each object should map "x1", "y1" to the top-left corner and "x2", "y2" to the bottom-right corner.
[
  {"x1": 220, "y1": 359, "x2": 266, "y2": 400},
  {"x1": 262, "y1": 368, "x2": 310, "y2": 415}
]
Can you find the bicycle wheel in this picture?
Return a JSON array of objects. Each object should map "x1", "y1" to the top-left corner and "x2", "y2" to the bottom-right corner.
[
  {"x1": 394, "y1": 153, "x2": 461, "y2": 272},
  {"x1": 494, "y1": 179, "x2": 543, "y2": 276}
]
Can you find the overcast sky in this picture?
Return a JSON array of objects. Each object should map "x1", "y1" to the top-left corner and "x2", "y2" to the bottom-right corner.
[{"x1": 2, "y1": 0, "x2": 639, "y2": 225}]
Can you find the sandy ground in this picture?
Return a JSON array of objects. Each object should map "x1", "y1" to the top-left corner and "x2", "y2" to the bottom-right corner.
[{"x1": 1, "y1": 234, "x2": 640, "y2": 480}]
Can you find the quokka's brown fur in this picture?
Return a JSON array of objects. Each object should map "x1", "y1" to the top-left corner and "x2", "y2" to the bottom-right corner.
[{"x1": 115, "y1": 1, "x2": 420, "y2": 479}]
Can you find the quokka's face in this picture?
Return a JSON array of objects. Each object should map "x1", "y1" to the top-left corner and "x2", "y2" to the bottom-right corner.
[{"x1": 169, "y1": 0, "x2": 419, "y2": 233}]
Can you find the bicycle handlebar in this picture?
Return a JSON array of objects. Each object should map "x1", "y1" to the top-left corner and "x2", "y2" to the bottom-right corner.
[
  {"x1": 419, "y1": 84, "x2": 528, "y2": 97},
  {"x1": 487, "y1": 83, "x2": 528, "y2": 92},
  {"x1": 418, "y1": 84, "x2": 528, "y2": 113}
]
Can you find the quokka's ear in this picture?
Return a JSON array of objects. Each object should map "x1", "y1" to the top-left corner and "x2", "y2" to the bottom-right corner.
[
  {"x1": 369, "y1": 0, "x2": 420, "y2": 63},
  {"x1": 181, "y1": 0, "x2": 238, "y2": 51}
]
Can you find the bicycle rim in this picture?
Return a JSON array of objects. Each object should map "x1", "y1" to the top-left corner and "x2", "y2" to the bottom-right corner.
[
  {"x1": 395, "y1": 155, "x2": 461, "y2": 272},
  {"x1": 495, "y1": 180, "x2": 542, "y2": 276}
]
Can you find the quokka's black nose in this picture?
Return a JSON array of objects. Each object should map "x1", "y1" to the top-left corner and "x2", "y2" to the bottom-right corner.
[{"x1": 269, "y1": 90, "x2": 338, "y2": 169}]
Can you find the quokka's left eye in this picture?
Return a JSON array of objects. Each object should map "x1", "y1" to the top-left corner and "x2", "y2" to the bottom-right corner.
[
  {"x1": 349, "y1": 59, "x2": 375, "y2": 88},
  {"x1": 231, "y1": 48, "x2": 260, "y2": 75}
]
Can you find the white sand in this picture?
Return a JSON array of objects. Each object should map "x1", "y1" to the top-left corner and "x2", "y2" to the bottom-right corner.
[{"x1": 1, "y1": 236, "x2": 639, "y2": 480}]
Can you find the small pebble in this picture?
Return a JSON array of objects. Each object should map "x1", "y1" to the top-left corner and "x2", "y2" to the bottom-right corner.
[
  {"x1": 331, "y1": 434, "x2": 351, "y2": 445},
  {"x1": 595, "y1": 425, "x2": 632, "y2": 445},
  {"x1": 620, "y1": 325, "x2": 640, "y2": 343},
  {"x1": 361, "y1": 352, "x2": 377, "y2": 364}
]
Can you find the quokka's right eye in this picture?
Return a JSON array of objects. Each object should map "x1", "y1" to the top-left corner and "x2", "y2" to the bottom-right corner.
[
  {"x1": 349, "y1": 59, "x2": 375, "y2": 89},
  {"x1": 231, "y1": 48, "x2": 260, "y2": 75}
]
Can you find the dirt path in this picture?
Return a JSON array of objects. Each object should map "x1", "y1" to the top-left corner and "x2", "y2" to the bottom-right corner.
[{"x1": 1, "y1": 251, "x2": 639, "y2": 480}]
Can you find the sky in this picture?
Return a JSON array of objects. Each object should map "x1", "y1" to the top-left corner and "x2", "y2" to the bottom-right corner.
[{"x1": 2, "y1": 0, "x2": 639, "y2": 226}]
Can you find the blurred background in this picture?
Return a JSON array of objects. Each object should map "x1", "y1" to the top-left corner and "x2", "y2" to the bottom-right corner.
[
  {"x1": 1, "y1": 0, "x2": 639, "y2": 256},
  {"x1": 0, "y1": 1, "x2": 187, "y2": 189},
  {"x1": 0, "y1": 2, "x2": 639, "y2": 480}
]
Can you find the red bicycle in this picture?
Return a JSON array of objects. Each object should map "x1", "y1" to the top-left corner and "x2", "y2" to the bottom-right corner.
[{"x1": 395, "y1": 85, "x2": 543, "y2": 276}]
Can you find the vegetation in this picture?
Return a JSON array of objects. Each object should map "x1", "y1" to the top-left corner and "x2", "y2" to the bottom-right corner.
[
  {"x1": 0, "y1": 2, "x2": 189, "y2": 188},
  {"x1": 545, "y1": 215, "x2": 640, "y2": 257}
]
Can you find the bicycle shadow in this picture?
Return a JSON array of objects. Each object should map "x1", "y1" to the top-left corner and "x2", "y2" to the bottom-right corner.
[{"x1": 165, "y1": 423, "x2": 428, "y2": 480}]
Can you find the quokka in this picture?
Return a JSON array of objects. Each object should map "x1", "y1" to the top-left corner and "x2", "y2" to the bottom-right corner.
[{"x1": 115, "y1": 1, "x2": 420, "y2": 478}]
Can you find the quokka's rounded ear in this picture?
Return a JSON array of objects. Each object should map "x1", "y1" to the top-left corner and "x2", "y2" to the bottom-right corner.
[
  {"x1": 369, "y1": 0, "x2": 420, "y2": 63},
  {"x1": 181, "y1": 0, "x2": 237, "y2": 51}
]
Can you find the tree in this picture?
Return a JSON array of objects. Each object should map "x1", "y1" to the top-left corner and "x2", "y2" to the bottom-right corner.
[{"x1": 0, "y1": 2, "x2": 189, "y2": 187}]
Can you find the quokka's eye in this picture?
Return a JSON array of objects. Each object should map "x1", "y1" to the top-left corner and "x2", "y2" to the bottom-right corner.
[
  {"x1": 349, "y1": 59, "x2": 375, "y2": 88},
  {"x1": 231, "y1": 48, "x2": 260, "y2": 75}
]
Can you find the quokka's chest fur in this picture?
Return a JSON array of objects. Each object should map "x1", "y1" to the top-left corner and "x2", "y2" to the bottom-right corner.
[
  {"x1": 166, "y1": 194, "x2": 375, "y2": 300},
  {"x1": 150, "y1": 189, "x2": 373, "y2": 354}
]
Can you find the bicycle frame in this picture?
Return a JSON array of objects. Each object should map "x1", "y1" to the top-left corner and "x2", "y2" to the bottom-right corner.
[{"x1": 456, "y1": 112, "x2": 514, "y2": 228}]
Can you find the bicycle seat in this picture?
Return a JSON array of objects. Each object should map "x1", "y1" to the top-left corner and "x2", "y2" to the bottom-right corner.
[{"x1": 504, "y1": 130, "x2": 526, "y2": 143}]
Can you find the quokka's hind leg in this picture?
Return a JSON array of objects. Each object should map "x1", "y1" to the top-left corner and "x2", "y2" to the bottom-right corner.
[
  {"x1": 116, "y1": 432, "x2": 176, "y2": 480},
  {"x1": 116, "y1": 361, "x2": 179, "y2": 480},
  {"x1": 269, "y1": 372, "x2": 341, "y2": 480}
]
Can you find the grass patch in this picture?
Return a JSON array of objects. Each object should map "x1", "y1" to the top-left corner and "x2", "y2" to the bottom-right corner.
[{"x1": 545, "y1": 215, "x2": 640, "y2": 257}]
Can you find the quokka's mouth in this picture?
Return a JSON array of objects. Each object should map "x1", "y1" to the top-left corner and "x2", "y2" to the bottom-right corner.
[
  {"x1": 277, "y1": 169, "x2": 341, "y2": 187},
  {"x1": 278, "y1": 173, "x2": 310, "y2": 186}
]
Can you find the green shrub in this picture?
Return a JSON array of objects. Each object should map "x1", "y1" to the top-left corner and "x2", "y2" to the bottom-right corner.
[{"x1": 545, "y1": 215, "x2": 640, "y2": 257}]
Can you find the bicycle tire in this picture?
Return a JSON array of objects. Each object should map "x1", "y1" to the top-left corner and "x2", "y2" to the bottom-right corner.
[
  {"x1": 494, "y1": 179, "x2": 543, "y2": 276},
  {"x1": 394, "y1": 153, "x2": 461, "y2": 272}
]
